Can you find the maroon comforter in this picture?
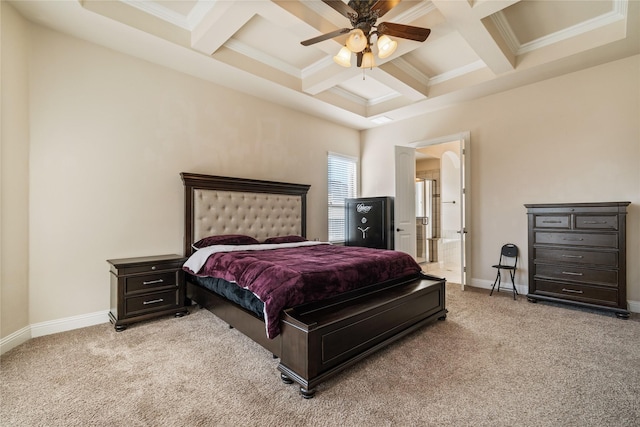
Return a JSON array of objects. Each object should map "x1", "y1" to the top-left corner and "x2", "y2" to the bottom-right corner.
[{"x1": 184, "y1": 244, "x2": 422, "y2": 338}]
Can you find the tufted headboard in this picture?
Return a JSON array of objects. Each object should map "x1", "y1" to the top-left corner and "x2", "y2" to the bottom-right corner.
[{"x1": 181, "y1": 173, "x2": 311, "y2": 256}]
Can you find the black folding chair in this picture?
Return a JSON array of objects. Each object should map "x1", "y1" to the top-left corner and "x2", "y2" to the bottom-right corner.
[{"x1": 489, "y1": 244, "x2": 519, "y2": 300}]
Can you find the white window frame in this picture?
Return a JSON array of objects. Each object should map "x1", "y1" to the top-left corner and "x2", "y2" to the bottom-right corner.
[{"x1": 327, "y1": 152, "x2": 359, "y2": 244}]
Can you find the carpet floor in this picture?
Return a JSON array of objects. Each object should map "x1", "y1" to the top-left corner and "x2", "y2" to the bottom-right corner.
[{"x1": 2, "y1": 284, "x2": 639, "y2": 426}]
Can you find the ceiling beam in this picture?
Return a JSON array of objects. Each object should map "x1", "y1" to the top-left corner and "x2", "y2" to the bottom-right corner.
[
  {"x1": 191, "y1": 1, "x2": 254, "y2": 55},
  {"x1": 431, "y1": 0, "x2": 515, "y2": 74}
]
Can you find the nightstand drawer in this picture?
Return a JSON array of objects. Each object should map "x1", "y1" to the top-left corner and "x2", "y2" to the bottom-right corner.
[
  {"x1": 535, "y1": 232, "x2": 617, "y2": 248},
  {"x1": 534, "y1": 280, "x2": 618, "y2": 306},
  {"x1": 125, "y1": 272, "x2": 177, "y2": 294},
  {"x1": 108, "y1": 254, "x2": 185, "y2": 275},
  {"x1": 535, "y1": 215, "x2": 570, "y2": 229},
  {"x1": 535, "y1": 248, "x2": 617, "y2": 267},
  {"x1": 535, "y1": 264, "x2": 617, "y2": 287},
  {"x1": 125, "y1": 289, "x2": 179, "y2": 316}
]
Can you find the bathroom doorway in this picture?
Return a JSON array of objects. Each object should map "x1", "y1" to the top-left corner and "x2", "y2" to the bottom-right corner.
[{"x1": 414, "y1": 137, "x2": 468, "y2": 286}]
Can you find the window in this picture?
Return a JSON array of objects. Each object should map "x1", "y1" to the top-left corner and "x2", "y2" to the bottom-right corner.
[{"x1": 328, "y1": 152, "x2": 358, "y2": 243}]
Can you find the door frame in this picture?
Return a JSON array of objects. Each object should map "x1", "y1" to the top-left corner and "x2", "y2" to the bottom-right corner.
[{"x1": 396, "y1": 132, "x2": 471, "y2": 290}]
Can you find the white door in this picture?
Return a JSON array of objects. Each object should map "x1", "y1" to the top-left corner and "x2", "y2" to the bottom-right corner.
[{"x1": 394, "y1": 145, "x2": 416, "y2": 258}]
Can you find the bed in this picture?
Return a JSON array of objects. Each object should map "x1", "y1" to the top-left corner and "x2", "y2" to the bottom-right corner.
[{"x1": 181, "y1": 172, "x2": 447, "y2": 398}]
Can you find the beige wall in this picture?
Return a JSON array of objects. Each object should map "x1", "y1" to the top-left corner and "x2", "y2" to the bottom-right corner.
[
  {"x1": 2, "y1": 2, "x2": 638, "y2": 344},
  {"x1": 361, "y1": 54, "x2": 640, "y2": 304},
  {"x1": 1, "y1": 2, "x2": 31, "y2": 338},
  {"x1": 1, "y1": 10, "x2": 359, "y2": 338}
]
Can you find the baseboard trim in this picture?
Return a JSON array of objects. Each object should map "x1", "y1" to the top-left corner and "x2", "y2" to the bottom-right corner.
[
  {"x1": 469, "y1": 278, "x2": 639, "y2": 314},
  {"x1": 0, "y1": 326, "x2": 31, "y2": 356},
  {"x1": 1, "y1": 310, "x2": 110, "y2": 355},
  {"x1": 30, "y1": 310, "x2": 110, "y2": 338},
  {"x1": 469, "y1": 278, "x2": 528, "y2": 296}
]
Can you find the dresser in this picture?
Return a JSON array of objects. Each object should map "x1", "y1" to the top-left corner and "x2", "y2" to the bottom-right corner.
[
  {"x1": 108, "y1": 254, "x2": 188, "y2": 331},
  {"x1": 525, "y1": 202, "x2": 630, "y2": 318}
]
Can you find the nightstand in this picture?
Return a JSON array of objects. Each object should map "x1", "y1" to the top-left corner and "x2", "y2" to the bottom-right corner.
[{"x1": 108, "y1": 254, "x2": 188, "y2": 331}]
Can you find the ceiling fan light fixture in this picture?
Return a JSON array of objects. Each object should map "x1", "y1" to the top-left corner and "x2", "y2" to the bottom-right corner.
[
  {"x1": 377, "y1": 35, "x2": 397, "y2": 59},
  {"x1": 360, "y1": 49, "x2": 376, "y2": 69},
  {"x1": 346, "y1": 29, "x2": 367, "y2": 52},
  {"x1": 333, "y1": 46, "x2": 352, "y2": 67}
]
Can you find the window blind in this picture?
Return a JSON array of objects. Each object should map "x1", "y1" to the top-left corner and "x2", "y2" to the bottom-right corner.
[{"x1": 328, "y1": 152, "x2": 358, "y2": 243}]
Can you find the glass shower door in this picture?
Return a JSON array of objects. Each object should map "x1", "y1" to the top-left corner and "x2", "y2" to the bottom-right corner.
[{"x1": 415, "y1": 179, "x2": 433, "y2": 264}]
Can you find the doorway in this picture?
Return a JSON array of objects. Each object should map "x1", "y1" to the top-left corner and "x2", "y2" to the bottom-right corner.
[
  {"x1": 416, "y1": 145, "x2": 462, "y2": 283},
  {"x1": 394, "y1": 132, "x2": 470, "y2": 288}
]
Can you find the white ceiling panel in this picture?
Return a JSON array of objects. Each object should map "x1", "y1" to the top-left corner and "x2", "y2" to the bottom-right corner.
[{"x1": 10, "y1": 0, "x2": 639, "y2": 130}]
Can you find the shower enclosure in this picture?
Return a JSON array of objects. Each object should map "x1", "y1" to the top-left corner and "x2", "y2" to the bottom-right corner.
[{"x1": 415, "y1": 178, "x2": 434, "y2": 264}]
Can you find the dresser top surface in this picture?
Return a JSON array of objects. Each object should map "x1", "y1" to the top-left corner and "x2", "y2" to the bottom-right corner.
[{"x1": 524, "y1": 202, "x2": 630, "y2": 208}]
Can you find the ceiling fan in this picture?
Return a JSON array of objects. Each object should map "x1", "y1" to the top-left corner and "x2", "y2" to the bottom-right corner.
[{"x1": 301, "y1": 0, "x2": 431, "y2": 68}]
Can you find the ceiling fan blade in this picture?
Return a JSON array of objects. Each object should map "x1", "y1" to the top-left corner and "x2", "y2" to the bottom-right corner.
[
  {"x1": 377, "y1": 22, "x2": 431, "y2": 42},
  {"x1": 323, "y1": 0, "x2": 358, "y2": 19},
  {"x1": 371, "y1": 0, "x2": 401, "y2": 18},
  {"x1": 301, "y1": 28, "x2": 351, "y2": 46}
]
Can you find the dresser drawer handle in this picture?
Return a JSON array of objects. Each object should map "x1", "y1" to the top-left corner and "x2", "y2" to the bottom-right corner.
[
  {"x1": 562, "y1": 271, "x2": 583, "y2": 276},
  {"x1": 542, "y1": 220, "x2": 562, "y2": 223},
  {"x1": 562, "y1": 237, "x2": 584, "y2": 241},
  {"x1": 562, "y1": 288, "x2": 584, "y2": 294},
  {"x1": 582, "y1": 221, "x2": 607, "y2": 224},
  {"x1": 143, "y1": 279, "x2": 164, "y2": 285},
  {"x1": 143, "y1": 298, "x2": 164, "y2": 305},
  {"x1": 561, "y1": 255, "x2": 583, "y2": 259}
]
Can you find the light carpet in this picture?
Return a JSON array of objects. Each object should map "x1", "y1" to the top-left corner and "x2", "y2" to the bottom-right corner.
[{"x1": 2, "y1": 284, "x2": 639, "y2": 426}]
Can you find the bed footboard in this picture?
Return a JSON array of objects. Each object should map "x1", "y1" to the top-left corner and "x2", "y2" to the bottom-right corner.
[{"x1": 278, "y1": 274, "x2": 447, "y2": 398}]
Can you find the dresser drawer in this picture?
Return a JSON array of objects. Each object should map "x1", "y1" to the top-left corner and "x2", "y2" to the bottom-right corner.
[
  {"x1": 125, "y1": 289, "x2": 180, "y2": 316},
  {"x1": 575, "y1": 215, "x2": 617, "y2": 230},
  {"x1": 535, "y1": 264, "x2": 618, "y2": 287},
  {"x1": 125, "y1": 272, "x2": 177, "y2": 294},
  {"x1": 535, "y1": 232, "x2": 617, "y2": 248},
  {"x1": 535, "y1": 215, "x2": 570, "y2": 229},
  {"x1": 533, "y1": 280, "x2": 618, "y2": 306},
  {"x1": 535, "y1": 248, "x2": 617, "y2": 267}
]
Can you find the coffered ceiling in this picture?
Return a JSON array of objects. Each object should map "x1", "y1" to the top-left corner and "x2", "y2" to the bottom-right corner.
[{"x1": 10, "y1": 0, "x2": 640, "y2": 130}]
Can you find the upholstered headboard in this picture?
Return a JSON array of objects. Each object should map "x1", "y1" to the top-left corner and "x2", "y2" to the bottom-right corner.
[{"x1": 181, "y1": 173, "x2": 310, "y2": 255}]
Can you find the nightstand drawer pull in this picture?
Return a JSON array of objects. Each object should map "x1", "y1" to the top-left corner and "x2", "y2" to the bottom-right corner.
[
  {"x1": 143, "y1": 279, "x2": 164, "y2": 285},
  {"x1": 542, "y1": 220, "x2": 562, "y2": 223},
  {"x1": 563, "y1": 237, "x2": 584, "y2": 241},
  {"x1": 562, "y1": 271, "x2": 583, "y2": 276},
  {"x1": 582, "y1": 221, "x2": 607, "y2": 224},
  {"x1": 561, "y1": 255, "x2": 583, "y2": 259},
  {"x1": 143, "y1": 298, "x2": 164, "y2": 305},
  {"x1": 562, "y1": 288, "x2": 584, "y2": 294}
]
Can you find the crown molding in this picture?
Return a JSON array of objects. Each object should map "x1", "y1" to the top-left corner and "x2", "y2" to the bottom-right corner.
[{"x1": 491, "y1": 0, "x2": 629, "y2": 56}]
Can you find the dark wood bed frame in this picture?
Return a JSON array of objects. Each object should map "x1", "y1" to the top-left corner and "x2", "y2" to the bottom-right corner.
[{"x1": 181, "y1": 172, "x2": 447, "y2": 398}]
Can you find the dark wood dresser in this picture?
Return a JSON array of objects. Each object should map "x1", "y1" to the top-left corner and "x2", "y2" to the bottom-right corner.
[
  {"x1": 525, "y1": 202, "x2": 630, "y2": 318},
  {"x1": 108, "y1": 254, "x2": 188, "y2": 331}
]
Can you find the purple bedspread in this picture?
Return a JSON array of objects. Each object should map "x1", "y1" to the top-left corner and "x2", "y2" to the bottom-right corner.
[{"x1": 184, "y1": 244, "x2": 421, "y2": 338}]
